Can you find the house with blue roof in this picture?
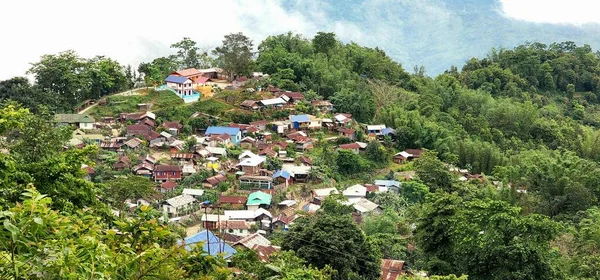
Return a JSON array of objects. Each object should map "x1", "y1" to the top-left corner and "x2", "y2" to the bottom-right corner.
[
  {"x1": 179, "y1": 230, "x2": 237, "y2": 259},
  {"x1": 273, "y1": 170, "x2": 292, "y2": 186},
  {"x1": 163, "y1": 75, "x2": 200, "y2": 103},
  {"x1": 289, "y1": 114, "x2": 311, "y2": 130},
  {"x1": 205, "y1": 126, "x2": 242, "y2": 145}
]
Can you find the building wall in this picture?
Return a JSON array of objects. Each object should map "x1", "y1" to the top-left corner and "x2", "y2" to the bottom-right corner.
[{"x1": 79, "y1": 122, "x2": 94, "y2": 130}]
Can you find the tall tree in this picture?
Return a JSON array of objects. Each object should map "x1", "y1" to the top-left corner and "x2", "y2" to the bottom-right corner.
[
  {"x1": 103, "y1": 176, "x2": 157, "y2": 218},
  {"x1": 170, "y1": 37, "x2": 212, "y2": 69},
  {"x1": 312, "y1": 32, "x2": 337, "y2": 55},
  {"x1": 28, "y1": 50, "x2": 89, "y2": 105},
  {"x1": 283, "y1": 211, "x2": 381, "y2": 280},
  {"x1": 212, "y1": 32, "x2": 255, "y2": 78},
  {"x1": 414, "y1": 150, "x2": 454, "y2": 192}
]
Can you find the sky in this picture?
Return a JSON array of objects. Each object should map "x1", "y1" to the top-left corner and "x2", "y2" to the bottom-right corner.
[{"x1": 1, "y1": 0, "x2": 600, "y2": 80}]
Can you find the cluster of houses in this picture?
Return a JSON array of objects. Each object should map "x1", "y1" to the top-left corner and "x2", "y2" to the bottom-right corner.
[{"x1": 60, "y1": 79, "x2": 428, "y2": 277}]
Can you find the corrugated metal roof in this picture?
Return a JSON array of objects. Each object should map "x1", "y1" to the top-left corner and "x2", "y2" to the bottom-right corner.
[
  {"x1": 289, "y1": 114, "x2": 311, "y2": 123},
  {"x1": 205, "y1": 126, "x2": 240, "y2": 136},
  {"x1": 380, "y1": 259, "x2": 405, "y2": 280},
  {"x1": 179, "y1": 230, "x2": 237, "y2": 258},
  {"x1": 165, "y1": 75, "x2": 190, "y2": 84}
]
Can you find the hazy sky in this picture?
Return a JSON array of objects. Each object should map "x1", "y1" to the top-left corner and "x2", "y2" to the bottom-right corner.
[{"x1": 1, "y1": 0, "x2": 600, "y2": 80}]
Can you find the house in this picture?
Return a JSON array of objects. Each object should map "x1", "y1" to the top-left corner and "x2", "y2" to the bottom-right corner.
[
  {"x1": 380, "y1": 259, "x2": 407, "y2": 280},
  {"x1": 56, "y1": 114, "x2": 95, "y2": 130},
  {"x1": 246, "y1": 191, "x2": 272, "y2": 211},
  {"x1": 197, "y1": 67, "x2": 226, "y2": 79},
  {"x1": 272, "y1": 215, "x2": 297, "y2": 231},
  {"x1": 289, "y1": 115, "x2": 311, "y2": 130},
  {"x1": 203, "y1": 174, "x2": 228, "y2": 189},
  {"x1": 343, "y1": 184, "x2": 367, "y2": 202},
  {"x1": 123, "y1": 137, "x2": 143, "y2": 150},
  {"x1": 205, "y1": 126, "x2": 242, "y2": 145},
  {"x1": 241, "y1": 100, "x2": 259, "y2": 110},
  {"x1": 159, "y1": 181, "x2": 177, "y2": 193},
  {"x1": 224, "y1": 208, "x2": 272, "y2": 223},
  {"x1": 120, "y1": 111, "x2": 156, "y2": 123},
  {"x1": 237, "y1": 155, "x2": 266, "y2": 175},
  {"x1": 81, "y1": 164, "x2": 94, "y2": 181},
  {"x1": 259, "y1": 97, "x2": 287, "y2": 109},
  {"x1": 133, "y1": 162, "x2": 154, "y2": 177},
  {"x1": 271, "y1": 120, "x2": 291, "y2": 135},
  {"x1": 350, "y1": 198, "x2": 382, "y2": 215},
  {"x1": 182, "y1": 164, "x2": 196, "y2": 176},
  {"x1": 366, "y1": 125, "x2": 386, "y2": 137},
  {"x1": 163, "y1": 194, "x2": 196, "y2": 217},
  {"x1": 219, "y1": 195, "x2": 248, "y2": 209},
  {"x1": 239, "y1": 176, "x2": 273, "y2": 189},
  {"x1": 72, "y1": 130, "x2": 105, "y2": 144},
  {"x1": 126, "y1": 124, "x2": 152, "y2": 137},
  {"x1": 232, "y1": 76, "x2": 249, "y2": 88},
  {"x1": 165, "y1": 75, "x2": 195, "y2": 96},
  {"x1": 250, "y1": 120, "x2": 269, "y2": 131},
  {"x1": 205, "y1": 146, "x2": 228, "y2": 158},
  {"x1": 338, "y1": 142, "x2": 361, "y2": 154},
  {"x1": 182, "y1": 188, "x2": 205, "y2": 199},
  {"x1": 233, "y1": 232, "x2": 272, "y2": 252},
  {"x1": 312, "y1": 100, "x2": 333, "y2": 112},
  {"x1": 171, "y1": 68, "x2": 204, "y2": 82},
  {"x1": 374, "y1": 180, "x2": 401, "y2": 192},
  {"x1": 239, "y1": 136, "x2": 256, "y2": 149},
  {"x1": 281, "y1": 164, "x2": 311, "y2": 183},
  {"x1": 272, "y1": 170, "x2": 293, "y2": 186},
  {"x1": 312, "y1": 187, "x2": 339, "y2": 198},
  {"x1": 171, "y1": 153, "x2": 195, "y2": 164},
  {"x1": 114, "y1": 155, "x2": 131, "y2": 171},
  {"x1": 338, "y1": 128, "x2": 356, "y2": 140},
  {"x1": 162, "y1": 121, "x2": 183, "y2": 135},
  {"x1": 200, "y1": 214, "x2": 229, "y2": 231},
  {"x1": 153, "y1": 165, "x2": 183, "y2": 182},
  {"x1": 218, "y1": 220, "x2": 251, "y2": 236},
  {"x1": 298, "y1": 155, "x2": 312, "y2": 166},
  {"x1": 207, "y1": 133, "x2": 231, "y2": 147},
  {"x1": 308, "y1": 115, "x2": 322, "y2": 129},
  {"x1": 334, "y1": 113, "x2": 353, "y2": 127},
  {"x1": 179, "y1": 230, "x2": 237, "y2": 258},
  {"x1": 278, "y1": 92, "x2": 304, "y2": 104},
  {"x1": 393, "y1": 149, "x2": 424, "y2": 163}
]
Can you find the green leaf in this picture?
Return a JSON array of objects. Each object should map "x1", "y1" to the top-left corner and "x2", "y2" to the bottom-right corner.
[{"x1": 33, "y1": 217, "x2": 43, "y2": 225}]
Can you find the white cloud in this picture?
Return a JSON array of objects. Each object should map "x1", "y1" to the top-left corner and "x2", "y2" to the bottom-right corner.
[
  {"x1": 499, "y1": 0, "x2": 600, "y2": 25},
  {"x1": 0, "y1": 0, "x2": 365, "y2": 80}
]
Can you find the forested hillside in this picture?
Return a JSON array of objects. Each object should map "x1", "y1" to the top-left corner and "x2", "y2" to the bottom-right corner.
[{"x1": 2, "y1": 31, "x2": 600, "y2": 279}]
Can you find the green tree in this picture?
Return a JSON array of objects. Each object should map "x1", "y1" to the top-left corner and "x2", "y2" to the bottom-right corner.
[
  {"x1": 170, "y1": 37, "x2": 212, "y2": 69},
  {"x1": 282, "y1": 212, "x2": 381, "y2": 280},
  {"x1": 213, "y1": 32, "x2": 255, "y2": 78},
  {"x1": 336, "y1": 149, "x2": 368, "y2": 175},
  {"x1": 265, "y1": 156, "x2": 283, "y2": 171},
  {"x1": 416, "y1": 192, "x2": 562, "y2": 280},
  {"x1": 103, "y1": 176, "x2": 157, "y2": 218},
  {"x1": 312, "y1": 32, "x2": 337, "y2": 55},
  {"x1": 414, "y1": 150, "x2": 453, "y2": 192},
  {"x1": 365, "y1": 141, "x2": 389, "y2": 165}
]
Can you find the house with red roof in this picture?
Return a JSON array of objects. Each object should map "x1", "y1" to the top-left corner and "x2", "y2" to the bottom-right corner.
[
  {"x1": 162, "y1": 121, "x2": 183, "y2": 135},
  {"x1": 338, "y1": 143, "x2": 361, "y2": 154},
  {"x1": 338, "y1": 128, "x2": 356, "y2": 140},
  {"x1": 219, "y1": 195, "x2": 248, "y2": 209},
  {"x1": 114, "y1": 155, "x2": 131, "y2": 171},
  {"x1": 159, "y1": 181, "x2": 177, "y2": 193},
  {"x1": 153, "y1": 165, "x2": 183, "y2": 182},
  {"x1": 202, "y1": 174, "x2": 228, "y2": 189}
]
